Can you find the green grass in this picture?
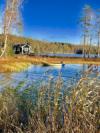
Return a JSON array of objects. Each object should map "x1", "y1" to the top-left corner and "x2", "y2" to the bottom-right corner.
[{"x1": 0, "y1": 77, "x2": 99, "y2": 133}]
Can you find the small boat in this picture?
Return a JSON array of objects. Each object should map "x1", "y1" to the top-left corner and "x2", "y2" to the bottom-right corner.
[
  {"x1": 42, "y1": 62, "x2": 65, "y2": 68},
  {"x1": 49, "y1": 63, "x2": 65, "y2": 68}
]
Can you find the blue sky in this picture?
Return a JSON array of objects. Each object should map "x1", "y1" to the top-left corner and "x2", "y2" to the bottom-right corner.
[{"x1": 1, "y1": 0, "x2": 100, "y2": 43}]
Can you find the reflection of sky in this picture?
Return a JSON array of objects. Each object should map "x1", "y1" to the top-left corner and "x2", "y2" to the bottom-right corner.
[
  {"x1": 0, "y1": 64, "x2": 83, "y2": 91},
  {"x1": 0, "y1": 64, "x2": 100, "y2": 91}
]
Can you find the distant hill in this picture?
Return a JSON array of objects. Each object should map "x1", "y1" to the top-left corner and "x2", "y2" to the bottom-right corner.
[{"x1": 0, "y1": 34, "x2": 96, "y2": 56}]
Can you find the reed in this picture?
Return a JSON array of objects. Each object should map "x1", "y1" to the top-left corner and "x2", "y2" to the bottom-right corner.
[
  {"x1": 0, "y1": 62, "x2": 31, "y2": 72},
  {"x1": 0, "y1": 77, "x2": 99, "y2": 133}
]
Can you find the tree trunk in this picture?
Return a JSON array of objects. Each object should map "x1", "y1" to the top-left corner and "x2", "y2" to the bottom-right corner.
[
  {"x1": 0, "y1": 34, "x2": 8, "y2": 57},
  {"x1": 83, "y1": 34, "x2": 86, "y2": 58},
  {"x1": 97, "y1": 33, "x2": 100, "y2": 57},
  {"x1": 0, "y1": 0, "x2": 15, "y2": 57},
  {"x1": 88, "y1": 36, "x2": 92, "y2": 58}
]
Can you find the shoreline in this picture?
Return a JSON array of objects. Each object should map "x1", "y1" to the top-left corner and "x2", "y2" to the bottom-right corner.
[
  {"x1": 1, "y1": 56, "x2": 100, "y2": 64},
  {"x1": 0, "y1": 56, "x2": 100, "y2": 72}
]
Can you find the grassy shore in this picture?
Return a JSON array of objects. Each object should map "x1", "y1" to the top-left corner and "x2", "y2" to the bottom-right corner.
[
  {"x1": 0, "y1": 55, "x2": 100, "y2": 72},
  {"x1": 1, "y1": 56, "x2": 100, "y2": 64}
]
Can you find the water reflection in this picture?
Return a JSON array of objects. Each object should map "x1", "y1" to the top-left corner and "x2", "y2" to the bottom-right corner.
[
  {"x1": 82, "y1": 64, "x2": 100, "y2": 77},
  {"x1": 0, "y1": 64, "x2": 100, "y2": 90}
]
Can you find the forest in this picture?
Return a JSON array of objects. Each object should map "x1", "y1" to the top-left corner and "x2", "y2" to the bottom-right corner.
[{"x1": 0, "y1": 34, "x2": 97, "y2": 56}]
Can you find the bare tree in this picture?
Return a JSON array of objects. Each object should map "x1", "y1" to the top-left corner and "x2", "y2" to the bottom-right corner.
[
  {"x1": 95, "y1": 9, "x2": 100, "y2": 57},
  {"x1": 88, "y1": 35, "x2": 92, "y2": 57},
  {"x1": 0, "y1": 0, "x2": 23, "y2": 57},
  {"x1": 80, "y1": 5, "x2": 93, "y2": 58}
]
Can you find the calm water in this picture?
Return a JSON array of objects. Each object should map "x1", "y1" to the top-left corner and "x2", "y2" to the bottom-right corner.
[
  {"x1": 39, "y1": 53, "x2": 98, "y2": 58},
  {"x1": 0, "y1": 64, "x2": 100, "y2": 90}
]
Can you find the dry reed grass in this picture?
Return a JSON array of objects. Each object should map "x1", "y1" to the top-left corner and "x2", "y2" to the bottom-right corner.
[
  {"x1": 1, "y1": 55, "x2": 100, "y2": 72},
  {"x1": 0, "y1": 76, "x2": 99, "y2": 133},
  {"x1": 0, "y1": 62, "x2": 31, "y2": 72}
]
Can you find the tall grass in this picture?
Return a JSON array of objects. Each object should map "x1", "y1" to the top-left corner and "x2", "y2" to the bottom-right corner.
[
  {"x1": 0, "y1": 77, "x2": 99, "y2": 133},
  {"x1": 0, "y1": 62, "x2": 31, "y2": 72}
]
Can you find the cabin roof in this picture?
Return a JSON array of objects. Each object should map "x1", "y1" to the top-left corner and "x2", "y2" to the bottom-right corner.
[{"x1": 13, "y1": 43, "x2": 31, "y2": 47}]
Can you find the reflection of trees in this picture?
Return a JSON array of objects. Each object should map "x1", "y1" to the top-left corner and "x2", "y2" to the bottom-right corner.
[{"x1": 82, "y1": 64, "x2": 99, "y2": 76}]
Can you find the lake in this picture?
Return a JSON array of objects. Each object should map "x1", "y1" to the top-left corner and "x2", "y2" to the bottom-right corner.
[
  {"x1": 39, "y1": 53, "x2": 98, "y2": 58},
  {"x1": 0, "y1": 64, "x2": 100, "y2": 90}
]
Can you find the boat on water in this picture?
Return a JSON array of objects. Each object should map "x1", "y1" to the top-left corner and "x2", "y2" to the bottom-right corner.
[
  {"x1": 49, "y1": 63, "x2": 65, "y2": 68},
  {"x1": 42, "y1": 62, "x2": 65, "y2": 68},
  {"x1": 50, "y1": 63, "x2": 62, "y2": 67}
]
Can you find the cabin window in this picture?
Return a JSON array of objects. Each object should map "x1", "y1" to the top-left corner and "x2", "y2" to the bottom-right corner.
[{"x1": 24, "y1": 47, "x2": 29, "y2": 52}]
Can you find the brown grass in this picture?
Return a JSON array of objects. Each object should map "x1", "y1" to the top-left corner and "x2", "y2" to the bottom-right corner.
[
  {"x1": 1, "y1": 56, "x2": 100, "y2": 72},
  {"x1": 0, "y1": 62, "x2": 31, "y2": 72},
  {"x1": 1, "y1": 56, "x2": 100, "y2": 64},
  {"x1": 0, "y1": 76, "x2": 99, "y2": 133}
]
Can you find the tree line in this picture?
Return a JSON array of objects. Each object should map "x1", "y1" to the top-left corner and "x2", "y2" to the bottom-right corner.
[{"x1": 0, "y1": 34, "x2": 83, "y2": 55}]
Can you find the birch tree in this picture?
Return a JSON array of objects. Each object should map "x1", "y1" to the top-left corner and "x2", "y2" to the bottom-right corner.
[
  {"x1": 1, "y1": 0, "x2": 23, "y2": 57},
  {"x1": 80, "y1": 5, "x2": 93, "y2": 58},
  {"x1": 95, "y1": 9, "x2": 100, "y2": 57}
]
